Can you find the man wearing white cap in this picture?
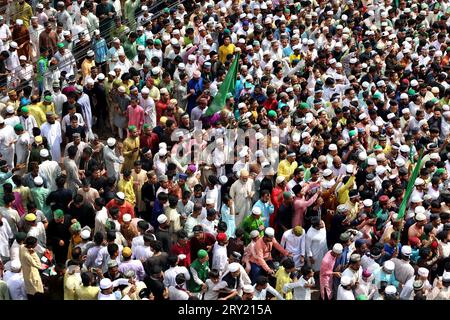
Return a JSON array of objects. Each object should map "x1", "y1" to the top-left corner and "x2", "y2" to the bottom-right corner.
[
  {"x1": 185, "y1": 54, "x2": 199, "y2": 80},
  {"x1": 103, "y1": 137, "x2": 124, "y2": 180},
  {"x1": 16, "y1": 55, "x2": 33, "y2": 82},
  {"x1": 373, "y1": 260, "x2": 399, "y2": 289},
  {"x1": 391, "y1": 245, "x2": 415, "y2": 286},
  {"x1": 248, "y1": 227, "x2": 290, "y2": 281},
  {"x1": 399, "y1": 267, "x2": 431, "y2": 300},
  {"x1": 337, "y1": 276, "x2": 355, "y2": 300},
  {"x1": 4, "y1": 259, "x2": 27, "y2": 300},
  {"x1": 229, "y1": 169, "x2": 255, "y2": 227},
  {"x1": 280, "y1": 226, "x2": 306, "y2": 268}
]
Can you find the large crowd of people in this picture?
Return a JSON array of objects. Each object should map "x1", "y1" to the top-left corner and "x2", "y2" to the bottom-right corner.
[{"x1": 0, "y1": 0, "x2": 449, "y2": 301}]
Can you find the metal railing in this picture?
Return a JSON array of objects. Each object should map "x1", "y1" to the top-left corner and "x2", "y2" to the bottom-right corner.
[{"x1": 2, "y1": 0, "x2": 184, "y2": 94}]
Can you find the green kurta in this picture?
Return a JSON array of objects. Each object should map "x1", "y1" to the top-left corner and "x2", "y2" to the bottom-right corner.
[
  {"x1": 31, "y1": 187, "x2": 51, "y2": 219},
  {"x1": 188, "y1": 259, "x2": 209, "y2": 293},
  {"x1": 240, "y1": 215, "x2": 265, "y2": 244}
]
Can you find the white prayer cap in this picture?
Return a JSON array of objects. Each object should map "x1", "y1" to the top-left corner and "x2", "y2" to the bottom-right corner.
[
  {"x1": 328, "y1": 144, "x2": 337, "y2": 151},
  {"x1": 206, "y1": 198, "x2": 215, "y2": 205},
  {"x1": 363, "y1": 199, "x2": 373, "y2": 207},
  {"x1": 415, "y1": 212, "x2": 426, "y2": 222},
  {"x1": 401, "y1": 245, "x2": 412, "y2": 257},
  {"x1": 384, "y1": 260, "x2": 395, "y2": 271},
  {"x1": 400, "y1": 145, "x2": 410, "y2": 153},
  {"x1": 39, "y1": 149, "x2": 49, "y2": 158},
  {"x1": 100, "y1": 278, "x2": 113, "y2": 290},
  {"x1": 116, "y1": 192, "x2": 125, "y2": 200},
  {"x1": 252, "y1": 207, "x2": 262, "y2": 216},
  {"x1": 264, "y1": 227, "x2": 275, "y2": 237},
  {"x1": 414, "y1": 178, "x2": 425, "y2": 186},
  {"x1": 367, "y1": 158, "x2": 377, "y2": 166},
  {"x1": 123, "y1": 214, "x2": 132, "y2": 222},
  {"x1": 418, "y1": 267, "x2": 429, "y2": 277},
  {"x1": 250, "y1": 230, "x2": 260, "y2": 238},
  {"x1": 158, "y1": 149, "x2": 167, "y2": 156},
  {"x1": 10, "y1": 260, "x2": 21, "y2": 272},
  {"x1": 243, "y1": 284, "x2": 254, "y2": 293},
  {"x1": 346, "y1": 164, "x2": 354, "y2": 174},
  {"x1": 340, "y1": 276, "x2": 351, "y2": 286},
  {"x1": 107, "y1": 138, "x2": 116, "y2": 147},
  {"x1": 157, "y1": 214, "x2": 168, "y2": 224},
  {"x1": 385, "y1": 285, "x2": 396, "y2": 295},
  {"x1": 323, "y1": 169, "x2": 333, "y2": 177},
  {"x1": 333, "y1": 243, "x2": 343, "y2": 254},
  {"x1": 34, "y1": 176, "x2": 44, "y2": 186},
  {"x1": 228, "y1": 262, "x2": 240, "y2": 273},
  {"x1": 275, "y1": 176, "x2": 285, "y2": 184},
  {"x1": 81, "y1": 229, "x2": 90, "y2": 240},
  {"x1": 358, "y1": 152, "x2": 367, "y2": 161}
]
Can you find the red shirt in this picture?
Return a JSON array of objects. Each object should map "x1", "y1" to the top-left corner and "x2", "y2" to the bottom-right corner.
[
  {"x1": 263, "y1": 98, "x2": 278, "y2": 111},
  {"x1": 170, "y1": 242, "x2": 191, "y2": 267},
  {"x1": 140, "y1": 132, "x2": 159, "y2": 151},
  {"x1": 155, "y1": 100, "x2": 168, "y2": 123},
  {"x1": 105, "y1": 199, "x2": 135, "y2": 224}
]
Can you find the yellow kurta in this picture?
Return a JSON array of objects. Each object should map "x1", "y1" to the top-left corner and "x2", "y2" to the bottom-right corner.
[
  {"x1": 275, "y1": 267, "x2": 293, "y2": 300},
  {"x1": 64, "y1": 272, "x2": 82, "y2": 300},
  {"x1": 75, "y1": 285, "x2": 100, "y2": 300},
  {"x1": 122, "y1": 136, "x2": 140, "y2": 172},
  {"x1": 14, "y1": 2, "x2": 33, "y2": 27},
  {"x1": 81, "y1": 59, "x2": 96, "y2": 80},
  {"x1": 277, "y1": 159, "x2": 298, "y2": 180},
  {"x1": 37, "y1": 102, "x2": 56, "y2": 115},
  {"x1": 28, "y1": 104, "x2": 47, "y2": 127},
  {"x1": 131, "y1": 169, "x2": 147, "y2": 212},
  {"x1": 19, "y1": 245, "x2": 44, "y2": 295},
  {"x1": 118, "y1": 176, "x2": 136, "y2": 205}
]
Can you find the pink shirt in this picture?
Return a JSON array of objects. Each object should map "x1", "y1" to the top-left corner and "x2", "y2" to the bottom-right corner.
[
  {"x1": 319, "y1": 250, "x2": 337, "y2": 300},
  {"x1": 292, "y1": 193, "x2": 319, "y2": 227},
  {"x1": 127, "y1": 105, "x2": 145, "y2": 133}
]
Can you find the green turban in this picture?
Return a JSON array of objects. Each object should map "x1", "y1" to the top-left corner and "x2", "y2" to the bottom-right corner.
[
  {"x1": 154, "y1": 39, "x2": 162, "y2": 46},
  {"x1": 198, "y1": 249, "x2": 208, "y2": 259},
  {"x1": 300, "y1": 102, "x2": 310, "y2": 109},
  {"x1": 407, "y1": 89, "x2": 416, "y2": 95},
  {"x1": 14, "y1": 123, "x2": 24, "y2": 131},
  {"x1": 283, "y1": 191, "x2": 292, "y2": 200},
  {"x1": 435, "y1": 168, "x2": 446, "y2": 176},
  {"x1": 267, "y1": 110, "x2": 277, "y2": 117},
  {"x1": 70, "y1": 222, "x2": 81, "y2": 233},
  {"x1": 44, "y1": 95, "x2": 52, "y2": 102},
  {"x1": 54, "y1": 209, "x2": 64, "y2": 219},
  {"x1": 128, "y1": 125, "x2": 137, "y2": 131},
  {"x1": 349, "y1": 130, "x2": 357, "y2": 137},
  {"x1": 143, "y1": 124, "x2": 150, "y2": 129},
  {"x1": 374, "y1": 145, "x2": 383, "y2": 150},
  {"x1": 57, "y1": 42, "x2": 64, "y2": 48},
  {"x1": 373, "y1": 92, "x2": 382, "y2": 99},
  {"x1": 356, "y1": 294, "x2": 368, "y2": 300},
  {"x1": 21, "y1": 106, "x2": 29, "y2": 113}
]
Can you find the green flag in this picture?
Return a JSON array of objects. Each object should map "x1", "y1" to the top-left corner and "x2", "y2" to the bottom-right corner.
[
  {"x1": 397, "y1": 149, "x2": 424, "y2": 221},
  {"x1": 205, "y1": 53, "x2": 240, "y2": 116}
]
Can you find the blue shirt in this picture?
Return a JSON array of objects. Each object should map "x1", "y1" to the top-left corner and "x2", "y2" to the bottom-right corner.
[
  {"x1": 253, "y1": 200, "x2": 274, "y2": 228},
  {"x1": 92, "y1": 38, "x2": 108, "y2": 63}
]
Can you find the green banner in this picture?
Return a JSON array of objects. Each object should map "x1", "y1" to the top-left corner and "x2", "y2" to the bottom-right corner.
[
  {"x1": 204, "y1": 53, "x2": 240, "y2": 117},
  {"x1": 397, "y1": 149, "x2": 424, "y2": 221}
]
